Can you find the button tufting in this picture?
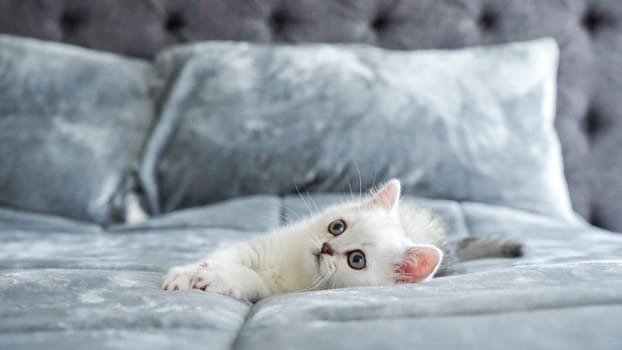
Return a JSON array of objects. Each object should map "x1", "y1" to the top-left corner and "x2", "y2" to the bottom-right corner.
[
  {"x1": 581, "y1": 7, "x2": 612, "y2": 33},
  {"x1": 582, "y1": 8, "x2": 600, "y2": 32},
  {"x1": 60, "y1": 11, "x2": 84, "y2": 32},
  {"x1": 582, "y1": 107, "x2": 601, "y2": 142},
  {"x1": 477, "y1": 8, "x2": 498, "y2": 31},
  {"x1": 165, "y1": 13, "x2": 185, "y2": 32},
  {"x1": 269, "y1": 11, "x2": 288, "y2": 34},
  {"x1": 371, "y1": 15, "x2": 390, "y2": 31}
]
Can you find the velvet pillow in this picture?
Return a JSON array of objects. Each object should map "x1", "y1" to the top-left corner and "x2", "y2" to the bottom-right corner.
[
  {"x1": 0, "y1": 36, "x2": 155, "y2": 224},
  {"x1": 144, "y1": 38, "x2": 576, "y2": 222}
]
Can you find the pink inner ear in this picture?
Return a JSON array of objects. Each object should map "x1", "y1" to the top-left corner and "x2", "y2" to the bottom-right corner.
[
  {"x1": 364, "y1": 179, "x2": 401, "y2": 210},
  {"x1": 395, "y1": 246, "x2": 442, "y2": 283}
]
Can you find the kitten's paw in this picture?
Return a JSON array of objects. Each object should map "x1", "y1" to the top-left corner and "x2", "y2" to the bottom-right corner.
[
  {"x1": 190, "y1": 263, "x2": 242, "y2": 298},
  {"x1": 161, "y1": 265, "x2": 196, "y2": 291}
]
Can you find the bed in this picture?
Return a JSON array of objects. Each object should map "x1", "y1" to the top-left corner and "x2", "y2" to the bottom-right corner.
[{"x1": 1, "y1": 1, "x2": 621, "y2": 349}]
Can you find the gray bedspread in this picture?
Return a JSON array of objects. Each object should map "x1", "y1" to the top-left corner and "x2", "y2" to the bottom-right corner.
[{"x1": 1, "y1": 195, "x2": 621, "y2": 350}]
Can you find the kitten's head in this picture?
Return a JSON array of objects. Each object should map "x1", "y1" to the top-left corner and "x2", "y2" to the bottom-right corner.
[{"x1": 304, "y1": 179, "x2": 443, "y2": 289}]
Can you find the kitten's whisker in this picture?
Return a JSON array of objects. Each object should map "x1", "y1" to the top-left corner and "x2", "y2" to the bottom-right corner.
[
  {"x1": 294, "y1": 183, "x2": 314, "y2": 217},
  {"x1": 329, "y1": 274, "x2": 337, "y2": 289},
  {"x1": 355, "y1": 162, "x2": 363, "y2": 203},
  {"x1": 281, "y1": 205, "x2": 302, "y2": 221},
  {"x1": 371, "y1": 167, "x2": 379, "y2": 196},
  {"x1": 301, "y1": 273, "x2": 328, "y2": 292},
  {"x1": 310, "y1": 276, "x2": 326, "y2": 291},
  {"x1": 305, "y1": 190, "x2": 320, "y2": 213},
  {"x1": 346, "y1": 176, "x2": 355, "y2": 202}
]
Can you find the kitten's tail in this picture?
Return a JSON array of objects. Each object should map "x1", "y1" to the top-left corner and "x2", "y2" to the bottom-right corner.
[{"x1": 450, "y1": 236, "x2": 523, "y2": 261}]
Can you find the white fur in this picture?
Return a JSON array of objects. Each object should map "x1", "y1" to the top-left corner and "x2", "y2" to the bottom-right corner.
[{"x1": 162, "y1": 179, "x2": 446, "y2": 301}]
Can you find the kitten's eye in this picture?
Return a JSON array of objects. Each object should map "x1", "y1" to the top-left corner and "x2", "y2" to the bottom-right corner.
[
  {"x1": 347, "y1": 250, "x2": 366, "y2": 270},
  {"x1": 328, "y1": 219, "x2": 347, "y2": 236}
]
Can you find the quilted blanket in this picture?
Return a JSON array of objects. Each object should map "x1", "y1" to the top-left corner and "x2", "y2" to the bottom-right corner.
[{"x1": 1, "y1": 195, "x2": 621, "y2": 349}]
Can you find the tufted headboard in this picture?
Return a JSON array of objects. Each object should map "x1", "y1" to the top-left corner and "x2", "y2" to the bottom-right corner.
[{"x1": 1, "y1": 0, "x2": 621, "y2": 232}]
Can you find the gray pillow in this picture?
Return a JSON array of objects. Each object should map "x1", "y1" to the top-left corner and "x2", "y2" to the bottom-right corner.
[
  {"x1": 144, "y1": 38, "x2": 576, "y2": 223},
  {"x1": 0, "y1": 36, "x2": 156, "y2": 224}
]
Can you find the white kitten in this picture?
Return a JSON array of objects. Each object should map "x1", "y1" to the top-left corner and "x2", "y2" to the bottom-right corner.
[{"x1": 162, "y1": 179, "x2": 521, "y2": 301}]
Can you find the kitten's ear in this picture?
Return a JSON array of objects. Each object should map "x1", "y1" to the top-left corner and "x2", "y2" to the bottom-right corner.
[
  {"x1": 395, "y1": 245, "x2": 443, "y2": 283},
  {"x1": 364, "y1": 179, "x2": 401, "y2": 211}
]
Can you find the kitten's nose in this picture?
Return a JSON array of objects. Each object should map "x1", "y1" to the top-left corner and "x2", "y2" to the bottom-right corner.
[{"x1": 321, "y1": 242, "x2": 333, "y2": 255}]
